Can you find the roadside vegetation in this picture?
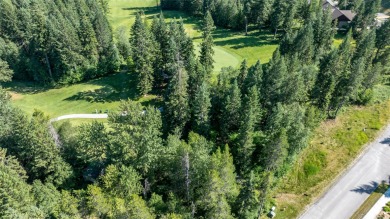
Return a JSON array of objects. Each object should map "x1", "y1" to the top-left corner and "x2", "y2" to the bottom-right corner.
[
  {"x1": 275, "y1": 86, "x2": 390, "y2": 218},
  {"x1": 350, "y1": 183, "x2": 389, "y2": 219}
]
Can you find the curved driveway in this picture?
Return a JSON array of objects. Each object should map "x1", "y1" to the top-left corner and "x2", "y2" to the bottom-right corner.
[{"x1": 300, "y1": 124, "x2": 390, "y2": 219}]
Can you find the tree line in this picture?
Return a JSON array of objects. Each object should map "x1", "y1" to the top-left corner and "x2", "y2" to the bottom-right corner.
[
  {"x1": 0, "y1": 1, "x2": 389, "y2": 219},
  {"x1": 0, "y1": 0, "x2": 119, "y2": 84},
  {"x1": 161, "y1": 0, "x2": 382, "y2": 37}
]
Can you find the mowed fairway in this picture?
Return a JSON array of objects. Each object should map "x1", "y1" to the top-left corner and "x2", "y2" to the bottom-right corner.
[{"x1": 6, "y1": 72, "x2": 160, "y2": 118}]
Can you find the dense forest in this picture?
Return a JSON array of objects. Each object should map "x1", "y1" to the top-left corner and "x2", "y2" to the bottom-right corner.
[
  {"x1": 0, "y1": 0, "x2": 119, "y2": 84},
  {"x1": 0, "y1": 0, "x2": 390, "y2": 218}
]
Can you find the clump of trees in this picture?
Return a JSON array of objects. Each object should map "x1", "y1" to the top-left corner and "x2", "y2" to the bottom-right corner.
[
  {"x1": 0, "y1": 0, "x2": 119, "y2": 84},
  {"x1": 0, "y1": 1, "x2": 389, "y2": 218}
]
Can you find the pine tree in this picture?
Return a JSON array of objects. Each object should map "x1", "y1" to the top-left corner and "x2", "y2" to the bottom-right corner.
[
  {"x1": 294, "y1": 22, "x2": 315, "y2": 64},
  {"x1": 200, "y1": 145, "x2": 238, "y2": 218},
  {"x1": 238, "y1": 59, "x2": 248, "y2": 88},
  {"x1": 235, "y1": 170, "x2": 262, "y2": 219},
  {"x1": 262, "y1": 49, "x2": 288, "y2": 109},
  {"x1": 243, "y1": 60, "x2": 263, "y2": 95},
  {"x1": 151, "y1": 13, "x2": 170, "y2": 87},
  {"x1": 313, "y1": 7, "x2": 336, "y2": 60},
  {"x1": 237, "y1": 86, "x2": 261, "y2": 173},
  {"x1": 192, "y1": 81, "x2": 211, "y2": 136},
  {"x1": 164, "y1": 45, "x2": 190, "y2": 135},
  {"x1": 200, "y1": 11, "x2": 215, "y2": 75},
  {"x1": 221, "y1": 80, "x2": 242, "y2": 140},
  {"x1": 270, "y1": 0, "x2": 289, "y2": 37},
  {"x1": 311, "y1": 49, "x2": 339, "y2": 111},
  {"x1": 130, "y1": 13, "x2": 154, "y2": 96}
]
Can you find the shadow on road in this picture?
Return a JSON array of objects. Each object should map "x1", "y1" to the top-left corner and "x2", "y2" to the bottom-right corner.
[
  {"x1": 380, "y1": 138, "x2": 390, "y2": 145},
  {"x1": 351, "y1": 180, "x2": 390, "y2": 195},
  {"x1": 350, "y1": 181, "x2": 379, "y2": 194}
]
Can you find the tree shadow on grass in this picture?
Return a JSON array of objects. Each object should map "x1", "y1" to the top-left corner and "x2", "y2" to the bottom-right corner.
[
  {"x1": 213, "y1": 29, "x2": 279, "y2": 49},
  {"x1": 122, "y1": 6, "x2": 160, "y2": 16},
  {"x1": 63, "y1": 72, "x2": 138, "y2": 103},
  {"x1": 2, "y1": 81, "x2": 50, "y2": 94},
  {"x1": 63, "y1": 71, "x2": 164, "y2": 107}
]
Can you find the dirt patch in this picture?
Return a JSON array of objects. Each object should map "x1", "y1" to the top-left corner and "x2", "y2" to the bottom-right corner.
[
  {"x1": 9, "y1": 92, "x2": 23, "y2": 100},
  {"x1": 276, "y1": 193, "x2": 299, "y2": 204}
]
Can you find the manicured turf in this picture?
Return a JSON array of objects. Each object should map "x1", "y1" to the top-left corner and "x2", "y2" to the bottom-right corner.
[{"x1": 5, "y1": 72, "x2": 161, "y2": 118}]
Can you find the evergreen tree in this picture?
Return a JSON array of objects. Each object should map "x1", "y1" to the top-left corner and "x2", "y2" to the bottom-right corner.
[
  {"x1": 3, "y1": 110, "x2": 73, "y2": 187},
  {"x1": 243, "y1": 60, "x2": 263, "y2": 95},
  {"x1": 130, "y1": 13, "x2": 154, "y2": 96},
  {"x1": 313, "y1": 7, "x2": 336, "y2": 59},
  {"x1": 311, "y1": 49, "x2": 339, "y2": 111},
  {"x1": 200, "y1": 11, "x2": 215, "y2": 75},
  {"x1": 237, "y1": 86, "x2": 261, "y2": 173},
  {"x1": 164, "y1": 46, "x2": 190, "y2": 135},
  {"x1": 293, "y1": 22, "x2": 315, "y2": 64},
  {"x1": 238, "y1": 59, "x2": 248, "y2": 88},
  {"x1": 221, "y1": 80, "x2": 242, "y2": 141},
  {"x1": 262, "y1": 49, "x2": 288, "y2": 109},
  {"x1": 192, "y1": 81, "x2": 211, "y2": 136},
  {"x1": 270, "y1": 0, "x2": 289, "y2": 37},
  {"x1": 200, "y1": 145, "x2": 238, "y2": 218},
  {"x1": 151, "y1": 13, "x2": 170, "y2": 87}
]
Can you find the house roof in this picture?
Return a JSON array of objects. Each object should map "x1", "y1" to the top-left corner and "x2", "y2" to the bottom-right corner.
[
  {"x1": 339, "y1": 10, "x2": 356, "y2": 21},
  {"x1": 376, "y1": 13, "x2": 390, "y2": 20}
]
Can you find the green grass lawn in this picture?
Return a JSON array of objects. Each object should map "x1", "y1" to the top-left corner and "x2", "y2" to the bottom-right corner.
[{"x1": 4, "y1": 72, "x2": 161, "y2": 118}]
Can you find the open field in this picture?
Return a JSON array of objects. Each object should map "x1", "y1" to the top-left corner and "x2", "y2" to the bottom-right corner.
[{"x1": 274, "y1": 85, "x2": 390, "y2": 218}]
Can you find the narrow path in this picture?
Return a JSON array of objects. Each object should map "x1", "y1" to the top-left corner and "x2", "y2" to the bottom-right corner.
[
  {"x1": 48, "y1": 114, "x2": 108, "y2": 147},
  {"x1": 300, "y1": 124, "x2": 390, "y2": 219}
]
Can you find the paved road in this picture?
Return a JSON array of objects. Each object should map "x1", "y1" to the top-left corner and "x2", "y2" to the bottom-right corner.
[
  {"x1": 300, "y1": 124, "x2": 390, "y2": 219},
  {"x1": 50, "y1": 114, "x2": 108, "y2": 122}
]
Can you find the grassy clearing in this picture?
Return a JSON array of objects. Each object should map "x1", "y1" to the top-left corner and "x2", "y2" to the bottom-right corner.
[
  {"x1": 4, "y1": 72, "x2": 161, "y2": 118},
  {"x1": 350, "y1": 183, "x2": 390, "y2": 219},
  {"x1": 274, "y1": 88, "x2": 390, "y2": 218}
]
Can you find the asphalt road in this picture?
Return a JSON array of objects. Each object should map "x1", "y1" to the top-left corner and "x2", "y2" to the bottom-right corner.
[{"x1": 300, "y1": 124, "x2": 390, "y2": 219}]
